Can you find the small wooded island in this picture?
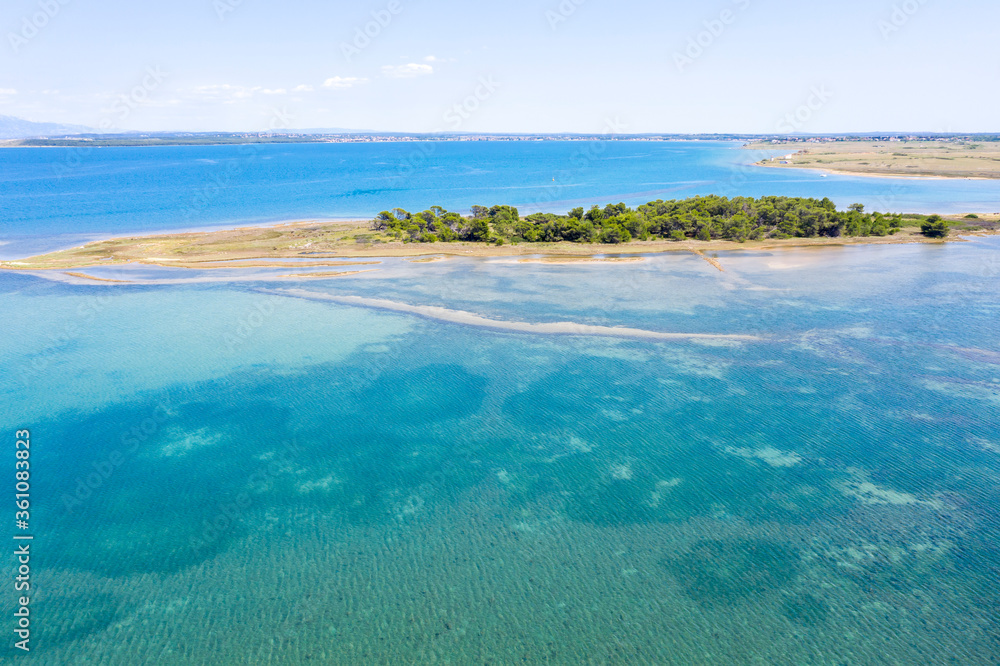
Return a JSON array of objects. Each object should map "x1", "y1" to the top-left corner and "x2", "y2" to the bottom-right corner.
[{"x1": 2, "y1": 196, "x2": 991, "y2": 273}]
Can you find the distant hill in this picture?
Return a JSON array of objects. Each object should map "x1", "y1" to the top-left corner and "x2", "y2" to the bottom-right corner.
[{"x1": 0, "y1": 115, "x2": 94, "y2": 139}]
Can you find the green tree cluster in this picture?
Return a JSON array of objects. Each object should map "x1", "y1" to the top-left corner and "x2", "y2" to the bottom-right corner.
[
  {"x1": 372, "y1": 196, "x2": 905, "y2": 244},
  {"x1": 920, "y1": 215, "x2": 949, "y2": 238}
]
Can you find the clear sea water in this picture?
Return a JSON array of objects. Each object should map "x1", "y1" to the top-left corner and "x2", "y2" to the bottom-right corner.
[{"x1": 2, "y1": 142, "x2": 1000, "y2": 663}]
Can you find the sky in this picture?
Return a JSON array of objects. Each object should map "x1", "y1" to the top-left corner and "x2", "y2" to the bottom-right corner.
[{"x1": 1, "y1": 0, "x2": 998, "y2": 134}]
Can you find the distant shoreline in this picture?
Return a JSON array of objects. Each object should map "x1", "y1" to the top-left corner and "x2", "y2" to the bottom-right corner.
[
  {"x1": 0, "y1": 136, "x2": 742, "y2": 149},
  {"x1": 3, "y1": 132, "x2": 998, "y2": 149}
]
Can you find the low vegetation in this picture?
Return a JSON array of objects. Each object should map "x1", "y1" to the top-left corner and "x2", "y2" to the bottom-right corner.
[{"x1": 747, "y1": 139, "x2": 1000, "y2": 179}]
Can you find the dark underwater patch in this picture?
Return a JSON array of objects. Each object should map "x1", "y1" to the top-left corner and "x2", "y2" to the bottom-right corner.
[
  {"x1": 665, "y1": 539, "x2": 801, "y2": 607},
  {"x1": 371, "y1": 363, "x2": 487, "y2": 426},
  {"x1": 16, "y1": 593, "x2": 120, "y2": 654},
  {"x1": 34, "y1": 393, "x2": 292, "y2": 576},
  {"x1": 781, "y1": 592, "x2": 830, "y2": 627}
]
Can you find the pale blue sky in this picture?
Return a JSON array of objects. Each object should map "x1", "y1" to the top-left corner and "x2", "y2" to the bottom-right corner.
[{"x1": 1, "y1": 0, "x2": 997, "y2": 133}]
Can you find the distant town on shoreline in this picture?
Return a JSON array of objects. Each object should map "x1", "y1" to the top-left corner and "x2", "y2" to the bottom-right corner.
[{"x1": 2, "y1": 124, "x2": 998, "y2": 149}]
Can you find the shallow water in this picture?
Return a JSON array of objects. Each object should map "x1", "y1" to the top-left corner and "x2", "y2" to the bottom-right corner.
[{"x1": 2, "y1": 235, "x2": 999, "y2": 663}]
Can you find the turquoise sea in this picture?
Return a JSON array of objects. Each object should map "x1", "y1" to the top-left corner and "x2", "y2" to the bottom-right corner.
[{"x1": 2, "y1": 142, "x2": 1000, "y2": 663}]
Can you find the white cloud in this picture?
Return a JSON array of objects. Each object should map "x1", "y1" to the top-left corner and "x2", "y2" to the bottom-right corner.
[
  {"x1": 323, "y1": 76, "x2": 367, "y2": 89},
  {"x1": 381, "y1": 63, "x2": 433, "y2": 79},
  {"x1": 194, "y1": 84, "x2": 255, "y2": 101},
  {"x1": 0, "y1": 88, "x2": 17, "y2": 95},
  {"x1": 258, "y1": 88, "x2": 286, "y2": 95},
  {"x1": 293, "y1": 84, "x2": 314, "y2": 92}
]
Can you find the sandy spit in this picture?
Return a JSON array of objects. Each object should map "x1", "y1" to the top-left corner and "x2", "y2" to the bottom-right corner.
[
  {"x1": 63, "y1": 272, "x2": 133, "y2": 283},
  {"x1": 275, "y1": 270, "x2": 376, "y2": 279},
  {"x1": 691, "y1": 250, "x2": 725, "y2": 272},
  {"x1": 266, "y1": 289, "x2": 763, "y2": 342}
]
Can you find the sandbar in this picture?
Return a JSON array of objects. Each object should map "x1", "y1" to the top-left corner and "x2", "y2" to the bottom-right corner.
[{"x1": 268, "y1": 289, "x2": 763, "y2": 343}]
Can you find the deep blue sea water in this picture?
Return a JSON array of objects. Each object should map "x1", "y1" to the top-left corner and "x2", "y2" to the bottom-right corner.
[
  {"x1": 1, "y1": 142, "x2": 1000, "y2": 663},
  {"x1": 2, "y1": 140, "x2": 999, "y2": 257}
]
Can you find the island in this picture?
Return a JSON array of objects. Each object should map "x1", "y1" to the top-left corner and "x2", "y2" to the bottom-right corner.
[
  {"x1": 2, "y1": 196, "x2": 995, "y2": 273},
  {"x1": 746, "y1": 139, "x2": 1000, "y2": 180}
]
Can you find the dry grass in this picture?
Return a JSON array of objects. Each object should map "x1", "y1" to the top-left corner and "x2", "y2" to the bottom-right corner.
[{"x1": 746, "y1": 140, "x2": 1000, "y2": 180}]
